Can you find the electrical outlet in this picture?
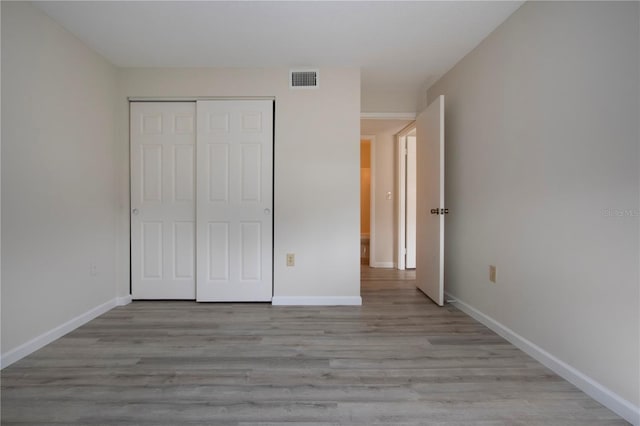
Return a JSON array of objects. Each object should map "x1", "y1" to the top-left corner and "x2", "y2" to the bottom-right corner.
[
  {"x1": 286, "y1": 253, "x2": 295, "y2": 267},
  {"x1": 489, "y1": 265, "x2": 496, "y2": 283},
  {"x1": 90, "y1": 264, "x2": 98, "y2": 277}
]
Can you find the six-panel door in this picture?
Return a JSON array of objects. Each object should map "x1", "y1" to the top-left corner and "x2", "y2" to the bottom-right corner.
[
  {"x1": 195, "y1": 100, "x2": 273, "y2": 301},
  {"x1": 130, "y1": 102, "x2": 197, "y2": 299},
  {"x1": 131, "y1": 100, "x2": 274, "y2": 301}
]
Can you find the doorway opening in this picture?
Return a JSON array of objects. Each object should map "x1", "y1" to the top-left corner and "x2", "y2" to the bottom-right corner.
[
  {"x1": 397, "y1": 126, "x2": 417, "y2": 271},
  {"x1": 359, "y1": 98, "x2": 445, "y2": 305},
  {"x1": 359, "y1": 119, "x2": 414, "y2": 272},
  {"x1": 360, "y1": 136, "x2": 374, "y2": 266}
]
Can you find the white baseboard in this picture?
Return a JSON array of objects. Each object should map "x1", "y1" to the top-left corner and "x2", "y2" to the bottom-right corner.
[
  {"x1": 1, "y1": 297, "x2": 119, "y2": 369},
  {"x1": 446, "y1": 292, "x2": 640, "y2": 426},
  {"x1": 272, "y1": 296, "x2": 362, "y2": 306},
  {"x1": 116, "y1": 295, "x2": 133, "y2": 306},
  {"x1": 370, "y1": 261, "x2": 395, "y2": 268}
]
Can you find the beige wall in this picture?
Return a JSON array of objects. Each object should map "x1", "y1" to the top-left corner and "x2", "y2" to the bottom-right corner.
[
  {"x1": 361, "y1": 119, "x2": 413, "y2": 267},
  {"x1": 116, "y1": 68, "x2": 361, "y2": 300},
  {"x1": 362, "y1": 86, "x2": 422, "y2": 115},
  {"x1": 1, "y1": 3, "x2": 119, "y2": 354},
  {"x1": 1, "y1": 3, "x2": 361, "y2": 359},
  {"x1": 428, "y1": 0, "x2": 639, "y2": 408}
]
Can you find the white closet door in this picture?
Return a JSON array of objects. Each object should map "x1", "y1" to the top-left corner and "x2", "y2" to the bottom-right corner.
[
  {"x1": 196, "y1": 100, "x2": 273, "y2": 301},
  {"x1": 131, "y1": 102, "x2": 196, "y2": 299}
]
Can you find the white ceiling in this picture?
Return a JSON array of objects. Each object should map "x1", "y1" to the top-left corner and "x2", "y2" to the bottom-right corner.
[{"x1": 35, "y1": 1, "x2": 523, "y2": 112}]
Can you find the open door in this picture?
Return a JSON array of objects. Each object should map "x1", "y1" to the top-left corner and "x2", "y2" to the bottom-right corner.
[{"x1": 416, "y1": 95, "x2": 445, "y2": 306}]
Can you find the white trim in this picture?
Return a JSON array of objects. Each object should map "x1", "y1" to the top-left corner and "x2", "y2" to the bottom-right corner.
[
  {"x1": 437, "y1": 96, "x2": 445, "y2": 304},
  {"x1": 447, "y1": 292, "x2": 640, "y2": 426},
  {"x1": 272, "y1": 296, "x2": 362, "y2": 306},
  {"x1": 396, "y1": 124, "x2": 418, "y2": 271},
  {"x1": 397, "y1": 121, "x2": 418, "y2": 137},
  {"x1": 361, "y1": 112, "x2": 417, "y2": 120},
  {"x1": 1, "y1": 298, "x2": 118, "y2": 369},
  {"x1": 116, "y1": 295, "x2": 133, "y2": 306},
  {"x1": 371, "y1": 261, "x2": 396, "y2": 268},
  {"x1": 128, "y1": 96, "x2": 275, "y2": 102},
  {"x1": 397, "y1": 134, "x2": 407, "y2": 270}
]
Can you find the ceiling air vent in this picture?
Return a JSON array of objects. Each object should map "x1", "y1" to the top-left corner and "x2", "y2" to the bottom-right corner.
[{"x1": 290, "y1": 69, "x2": 319, "y2": 89}]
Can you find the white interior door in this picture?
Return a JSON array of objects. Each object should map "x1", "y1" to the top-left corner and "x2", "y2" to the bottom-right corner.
[
  {"x1": 397, "y1": 136, "x2": 407, "y2": 270},
  {"x1": 416, "y1": 95, "x2": 445, "y2": 306},
  {"x1": 406, "y1": 135, "x2": 417, "y2": 269},
  {"x1": 131, "y1": 102, "x2": 196, "y2": 299},
  {"x1": 196, "y1": 100, "x2": 273, "y2": 301}
]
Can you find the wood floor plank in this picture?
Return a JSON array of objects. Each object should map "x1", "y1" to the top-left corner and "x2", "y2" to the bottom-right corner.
[{"x1": 1, "y1": 267, "x2": 629, "y2": 425}]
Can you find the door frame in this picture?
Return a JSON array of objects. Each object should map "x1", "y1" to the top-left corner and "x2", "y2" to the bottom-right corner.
[
  {"x1": 128, "y1": 96, "x2": 276, "y2": 299},
  {"x1": 395, "y1": 123, "x2": 416, "y2": 270}
]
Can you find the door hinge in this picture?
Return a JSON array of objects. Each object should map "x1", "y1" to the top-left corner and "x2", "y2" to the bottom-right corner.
[
  {"x1": 403, "y1": 247, "x2": 407, "y2": 255},
  {"x1": 430, "y1": 208, "x2": 449, "y2": 215}
]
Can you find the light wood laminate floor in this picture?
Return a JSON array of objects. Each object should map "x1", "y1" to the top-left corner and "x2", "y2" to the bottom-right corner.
[{"x1": 1, "y1": 267, "x2": 628, "y2": 425}]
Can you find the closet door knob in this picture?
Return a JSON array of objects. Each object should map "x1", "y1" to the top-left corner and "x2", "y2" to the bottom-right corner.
[
  {"x1": 132, "y1": 208, "x2": 139, "y2": 216},
  {"x1": 264, "y1": 208, "x2": 271, "y2": 215}
]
